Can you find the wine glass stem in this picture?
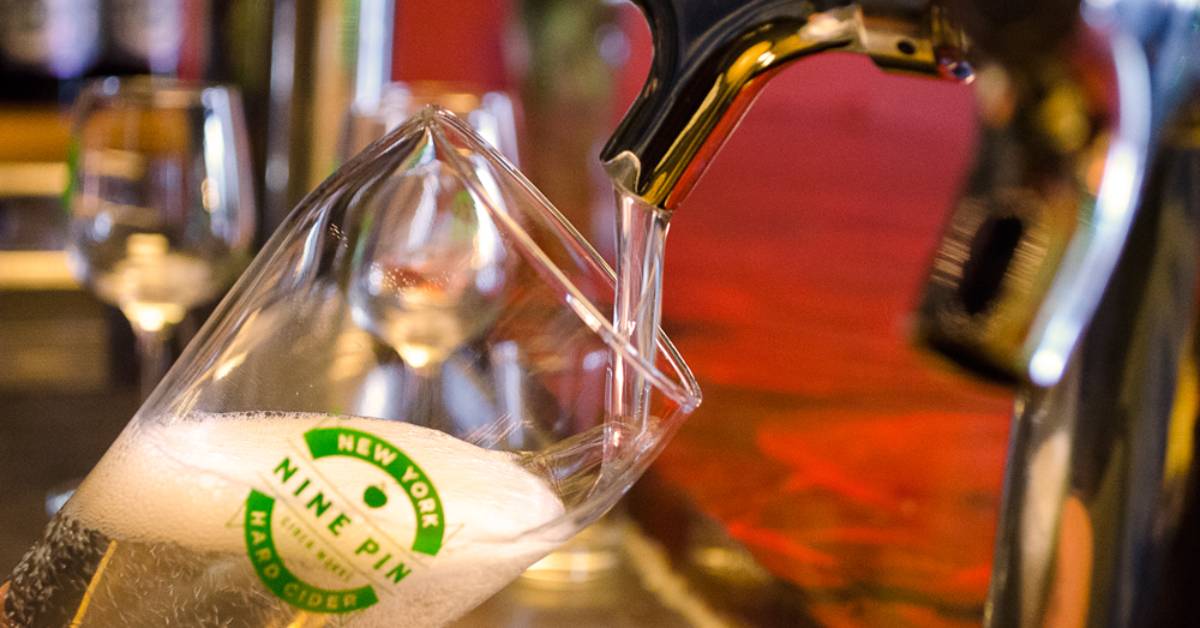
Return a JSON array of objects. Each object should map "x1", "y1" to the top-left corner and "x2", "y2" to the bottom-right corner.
[
  {"x1": 407, "y1": 364, "x2": 444, "y2": 428},
  {"x1": 133, "y1": 325, "x2": 174, "y2": 399}
]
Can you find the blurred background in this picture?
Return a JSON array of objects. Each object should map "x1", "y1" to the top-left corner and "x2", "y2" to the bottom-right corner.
[{"x1": 0, "y1": 1, "x2": 1010, "y2": 625}]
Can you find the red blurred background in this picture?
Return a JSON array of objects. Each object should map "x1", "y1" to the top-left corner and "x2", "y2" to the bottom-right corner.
[
  {"x1": 650, "y1": 56, "x2": 1013, "y2": 626},
  {"x1": 389, "y1": 2, "x2": 1015, "y2": 625}
]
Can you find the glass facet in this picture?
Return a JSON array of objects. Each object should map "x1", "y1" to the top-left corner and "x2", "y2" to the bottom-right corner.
[{"x1": 342, "y1": 81, "x2": 520, "y2": 164}]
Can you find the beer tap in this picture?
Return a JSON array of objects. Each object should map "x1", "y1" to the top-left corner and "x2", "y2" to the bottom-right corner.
[
  {"x1": 603, "y1": 0, "x2": 1199, "y2": 625},
  {"x1": 601, "y1": 0, "x2": 972, "y2": 210},
  {"x1": 600, "y1": 0, "x2": 1108, "y2": 382}
]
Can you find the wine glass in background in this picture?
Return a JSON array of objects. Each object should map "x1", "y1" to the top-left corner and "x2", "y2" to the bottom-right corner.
[
  {"x1": 341, "y1": 81, "x2": 521, "y2": 427},
  {"x1": 67, "y1": 76, "x2": 256, "y2": 397},
  {"x1": 343, "y1": 81, "x2": 633, "y2": 590}
]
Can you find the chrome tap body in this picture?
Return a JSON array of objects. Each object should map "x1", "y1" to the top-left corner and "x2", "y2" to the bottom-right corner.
[{"x1": 983, "y1": 3, "x2": 1200, "y2": 625}]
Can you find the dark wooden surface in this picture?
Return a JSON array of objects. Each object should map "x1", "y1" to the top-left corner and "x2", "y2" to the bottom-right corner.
[{"x1": 0, "y1": 389, "x2": 138, "y2": 572}]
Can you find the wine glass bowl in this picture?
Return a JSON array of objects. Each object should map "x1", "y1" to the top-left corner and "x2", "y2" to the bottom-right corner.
[
  {"x1": 340, "y1": 82, "x2": 524, "y2": 430},
  {"x1": 67, "y1": 76, "x2": 256, "y2": 383},
  {"x1": 347, "y1": 159, "x2": 511, "y2": 373}
]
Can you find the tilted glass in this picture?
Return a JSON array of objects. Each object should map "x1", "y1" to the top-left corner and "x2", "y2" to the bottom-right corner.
[{"x1": 3, "y1": 106, "x2": 699, "y2": 627}]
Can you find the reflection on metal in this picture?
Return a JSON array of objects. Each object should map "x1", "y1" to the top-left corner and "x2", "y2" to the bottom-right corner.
[
  {"x1": 455, "y1": 513, "x2": 726, "y2": 627},
  {"x1": 601, "y1": 0, "x2": 970, "y2": 210},
  {"x1": 685, "y1": 540, "x2": 774, "y2": 589},
  {"x1": 622, "y1": 521, "x2": 734, "y2": 628},
  {"x1": 916, "y1": 29, "x2": 1149, "y2": 385},
  {"x1": 989, "y1": 148, "x2": 1200, "y2": 627},
  {"x1": 985, "y1": 2, "x2": 1200, "y2": 623}
]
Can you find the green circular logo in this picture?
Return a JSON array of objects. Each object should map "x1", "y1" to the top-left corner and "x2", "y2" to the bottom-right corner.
[{"x1": 243, "y1": 426, "x2": 446, "y2": 614}]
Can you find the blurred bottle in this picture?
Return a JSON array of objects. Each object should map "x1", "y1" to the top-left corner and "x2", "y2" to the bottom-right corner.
[
  {"x1": 0, "y1": 0, "x2": 102, "y2": 102},
  {"x1": 512, "y1": 0, "x2": 631, "y2": 257},
  {"x1": 102, "y1": 0, "x2": 184, "y2": 75},
  {"x1": 264, "y1": 0, "x2": 395, "y2": 233},
  {"x1": 0, "y1": 0, "x2": 274, "y2": 199}
]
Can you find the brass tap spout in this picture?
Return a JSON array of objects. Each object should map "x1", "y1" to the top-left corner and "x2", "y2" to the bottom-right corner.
[{"x1": 600, "y1": 0, "x2": 969, "y2": 210}]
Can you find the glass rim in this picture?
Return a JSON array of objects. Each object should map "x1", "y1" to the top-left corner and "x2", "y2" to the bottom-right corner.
[
  {"x1": 416, "y1": 106, "x2": 703, "y2": 412},
  {"x1": 78, "y1": 75, "x2": 239, "y2": 110}
]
